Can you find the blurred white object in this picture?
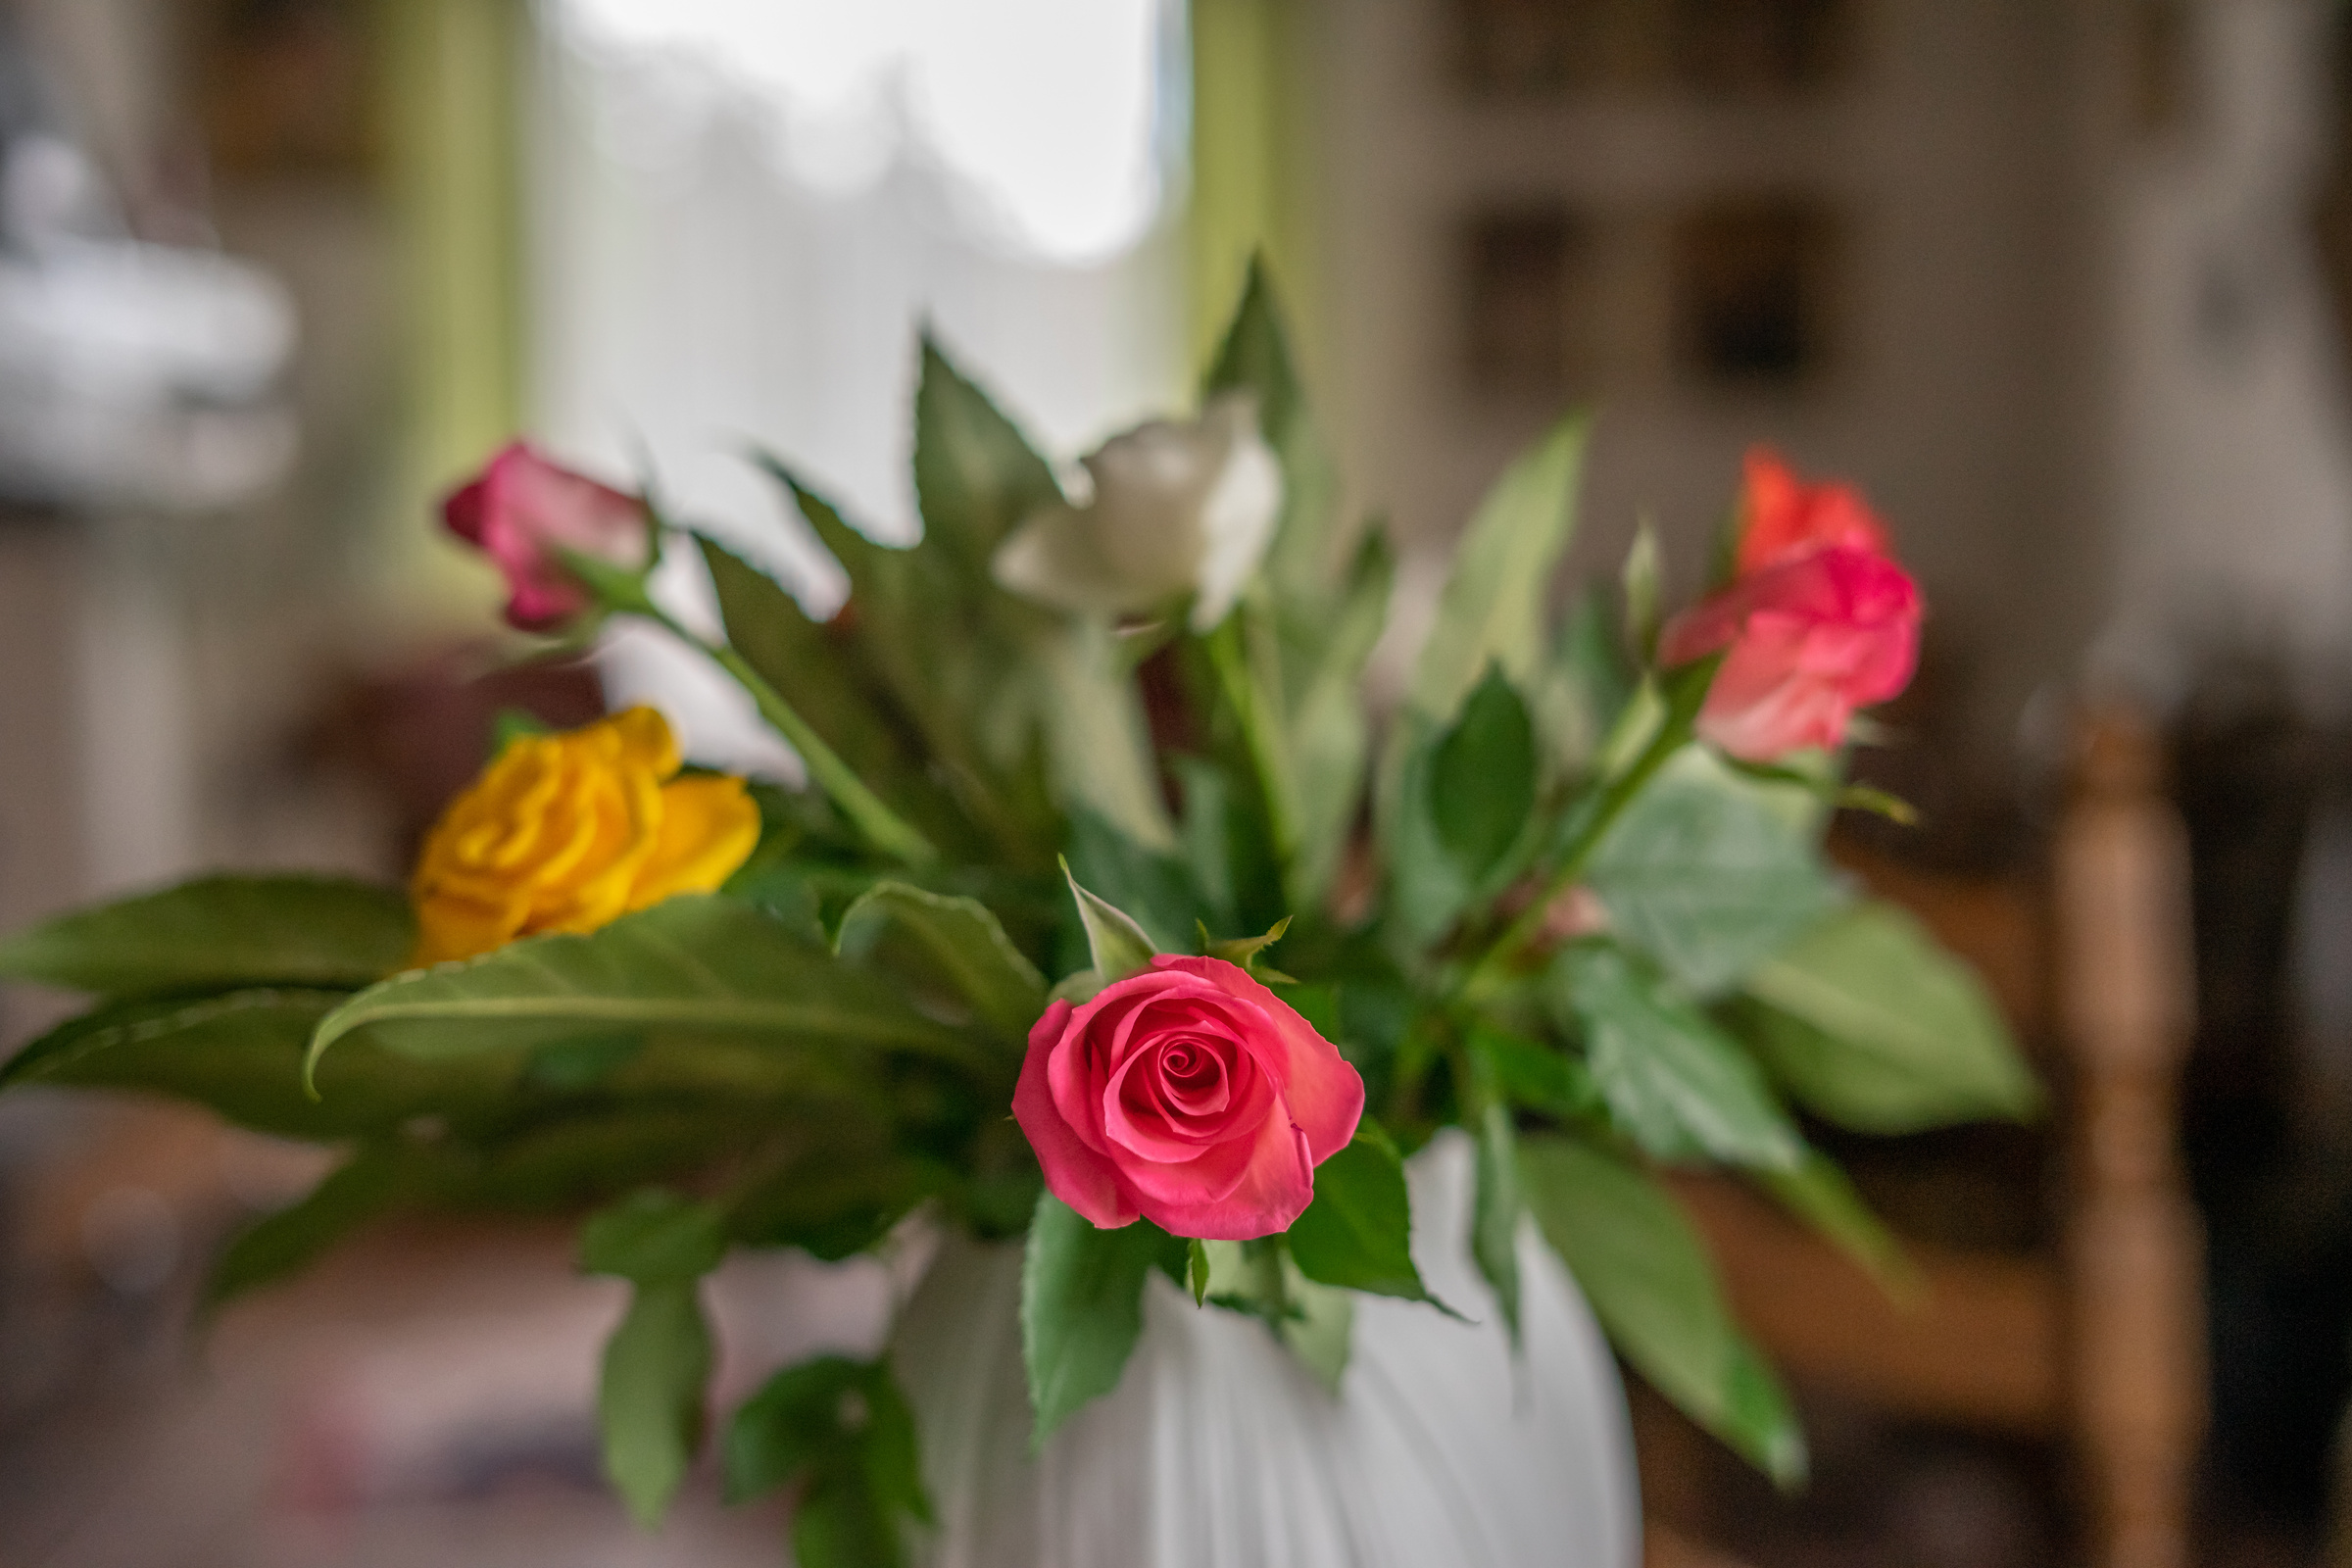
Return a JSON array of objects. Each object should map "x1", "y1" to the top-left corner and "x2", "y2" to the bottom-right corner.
[
  {"x1": 892, "y1": 1131, "x2": 1642, "y2": 1568},
  {"x1": 555, "y1": 0, "x2": 1168, "y2": 263},
  {"x1": 994, "y1": 393, "x2": 1283, "y2": 633},
  {"x1": 0, "y1": 136, "x2": 296, "y2": 512}
]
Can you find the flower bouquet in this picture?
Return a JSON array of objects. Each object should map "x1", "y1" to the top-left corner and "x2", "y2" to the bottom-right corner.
[{"x1": 0, "y1": 268, "x2": 2034, "y2": 1564}]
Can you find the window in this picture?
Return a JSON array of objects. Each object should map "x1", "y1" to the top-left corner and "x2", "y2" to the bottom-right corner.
[
  {"x1": 1463, "y1": 207, "x2": 1595, "y2": 395},
  {"x1": 1673, "y1": 197, "x2": 1838, "y2": 386},
  {"x1": 1457, "y1": 0, "x2": 1853, "y2": 97}
]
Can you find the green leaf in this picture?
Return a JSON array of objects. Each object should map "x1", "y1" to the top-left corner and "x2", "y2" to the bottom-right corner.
[
  {"x1": 1519, "y1": 1134, "x2": 1807, "y2": 1486},
  {"x1": 1552, "y1": 944, "x2": 1803, "y2": 1170},
  {"x1": 1279, "y1": 1265, "x2": 1356, "y2": 1395},
  {"x1": 450, "y1": 1107, "x2": 779, "y2": 1212},
  {"x1": 1201, "y1": 257, "x2": 1340, "y2": 604},
  {"x1": 1759, "y1": 1150, "x2": 1920, "y2": 1298},
  {"x1": 1835, "y1": 785, "x2": 1919, "y2": 826},
  {"x1": 856, "y1": 1382, "x2": 930, "y2": 1528},
  {"x1": 794, "y1": 1477, "x2": 910, "y2": 1568},
  {"x1": 203, "y1": 1146, "x2": 414, "y2": 1309},
  {"x1": 1020, "y1": 1192, "x2": 1180, "y2": 1445},
  {"x1": 580, "y1": 1189, "x2": 728, "y2": 1286},
  {"x1": 1380, "y1": 714, "x2": 1479, "y2": 948},
  {"x1": 1197, "y1": 915, "x2": 1291, "y2": 974},
  {"x1": 1031, "y1": 615, "x2": 1177, "y2": 853},
  {"x1": 1586, "y1": 750, "x2": 1842, "y2": 996},
  {"x1": 724, "y1": 1354, "x2": 928, "y2": 1544},
  {"x1": 308, "y1": 897, "x2": 982, "y2": 1083},
  {"x1": 1048, "y1": 969, "x2": 1106, "y2": 1005},
  {"x1": 1739, "y1": 902, "x2": 2039, "y2": 1133},
  {"x1": 1621, "y1": 519, "x2": 1662, "y2": 662},
  {"x1": 1059, "y1": 862, "x2": 1158, "y2": 987},
  {"x1": 1406, "y1": 412, "x2": 1592, "y2": 724},
  {"x1": 1718, "y1": 753, "x2": 1914, "y2": 830},
  {"x1": 1065, "y1": 809, "x2": 1211, "y2": 956},
  {"x1": 600, "y1": 1278, "x2": 714, "y2": 1529},
  {"x1": 1471, "y1": 1099, "x2": 1523, "y2": 1341},
  {"x1": 1592, "y1": 675, "x2": 1669, "y2": 783},
  {"x1": 914, "y1": 335, "x2": 1065, "y2": 574},
  {"x1": 1531, "y1": 586, "x2": 1634, "y2": 776},
  {"x1": 1286, "y1": 1122, "x2": 1438, "y2": 1304},
  {"x1": 1199, "y1": 1237, "x2": 1356, "y2": 1391},
  {"x1": 490, "y1": 708, "x2": 552, "y2": 756},
  {"x1": 726, "y1": 1134, "x2": 937, "y2": 1260},
  {"x1": 0, "y1": 875, "x2": 414, "y2": 998},
  {"x1": 1267, "y1": 979, "x2": 1343, "y2": 1043},
  {"x1": 1430, "y1": 664, "x2": 1538, "y2": 883},
  {"x1": 766, "y1": 466, "x2": 928, "y2": 632},
  {"x1": 524, "y1": 1031, "x2": 645, "y2": 1091},
  {"x1": 554, "y1": 543, "x2": 658, "y2": 613},
  {"x1": 1, "y1": 989, "x2": 514, "y2": 1139},
  {"x1": 1469, "y1": 1024, "x2": 1602, "y2": 1121},
  {"x1": 761, "y1": 463, "x2": 1058, "y2": 865},
  {"x1": 836, "y1": 882, "x2": 1046, "y2": 1043},
  {"x1": 1285, "y1": 529, "x2": 1396, "y2": 906},
  {"x1": 698, "y1": 536, "x2": 969, "y2": 854},
  {"x1": 1173, "y1": 757, "x2": 1245, "y2": 929},
  {"x1": 1187, "y1": 1238, "x2": 1213, "y2": 1305}
]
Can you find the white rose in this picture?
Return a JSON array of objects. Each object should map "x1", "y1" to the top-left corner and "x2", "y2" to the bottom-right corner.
[{"x1": 992, "y1": 392, "x2": 1283, "y2": 632}]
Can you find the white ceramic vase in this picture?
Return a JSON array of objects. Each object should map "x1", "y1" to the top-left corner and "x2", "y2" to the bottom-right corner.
[{"x1": 888, "y1": 1130, "x2": 1642, "y2": 1568}]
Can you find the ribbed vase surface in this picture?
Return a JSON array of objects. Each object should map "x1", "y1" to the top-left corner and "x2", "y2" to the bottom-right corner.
[{"x1": 889, "y1": 1131, "x2": 1642, "y2": 1568}]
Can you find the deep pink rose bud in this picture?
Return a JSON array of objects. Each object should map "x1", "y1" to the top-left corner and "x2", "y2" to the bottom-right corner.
[
  {"x1": 1012, "y1": 956, "x2": 1365, "y2": 1240},
  {"x1": 1660, "y1": 543, "x2": 1922, "y2": 761},
  {"x1": 442, "y1": 442, "x2": 652, "y2": 631}
]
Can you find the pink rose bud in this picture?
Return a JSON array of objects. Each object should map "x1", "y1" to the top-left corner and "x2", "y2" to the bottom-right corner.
[
  {"x1": 442, "y1": 442, "x2": 653, "y2": 631},
  {"x1": 1660, "y1": 454, "x2": 1922, "y2": 761},
  {"x1": 1012, "y1": 956, "x2": 1365, "y2": 1241}
]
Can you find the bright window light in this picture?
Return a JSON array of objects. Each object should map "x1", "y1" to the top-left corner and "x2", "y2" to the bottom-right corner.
[{"x1": 555, "y1": 0, "x2": 1171, "y2": 263}]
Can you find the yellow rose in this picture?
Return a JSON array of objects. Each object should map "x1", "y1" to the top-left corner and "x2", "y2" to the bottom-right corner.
[{"x1": 410, "y1": 707, "x2": 762, "y2": 966}]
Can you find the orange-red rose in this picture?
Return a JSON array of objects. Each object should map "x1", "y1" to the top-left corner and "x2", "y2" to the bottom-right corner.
[
  {"x1": 1732, "y1": 447, "x2": 1888, "y2": 573},
  {"x1": 1660, "y1": 448, "x2": 1922, "y2": 760}
]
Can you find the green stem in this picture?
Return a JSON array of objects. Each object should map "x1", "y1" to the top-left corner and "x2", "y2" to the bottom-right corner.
[
  {"x1": 1384, "y1": 1021, "x2": 1442, "y2": 1134},
  {"x1": 1458, "y1": 709, "x2": 1689, "y2": 1004},
  {"x1": 1247, "y1": 1237, "x2": 1293, "y2": 1324},
  {"x1": 640, "y1": 604, "x2": 939, "y2": 868},
  {"x1": 1205, "y1": 615, "x2": 1297, "y2": 869}
]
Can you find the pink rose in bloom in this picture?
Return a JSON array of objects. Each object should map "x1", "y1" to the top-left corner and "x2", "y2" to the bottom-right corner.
[
  {"x1": 1659, "y1": 454, "x2": 1922, "y2": 761},
  {"x1": 443, "y1": 442, "x2": 652, "y2": 631},
  {"x1": 1734, "y1": 446, "x2": 1889, "y2": 574},
  {"x1": 1013, "y1": 956, "x2": 1365, "y2": 1240}
]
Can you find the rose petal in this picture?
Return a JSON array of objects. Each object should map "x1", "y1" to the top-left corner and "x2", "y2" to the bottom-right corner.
[
  {"x1": 1736, "y1": 447, "x2": 1890, "y2": 573},
  {"x1": 629, "y1": 774, "x2": 762, "y2": 909},
  {"x1": 1105, "y1": 1107, "x2": 1264, "y2": 1214},
  {"x1": 442, "y1": 473, "x2": 491, "y2": 547},
  {"x1": 447, "y1": 443, "x2": 650, "y2": 631},
  {"x1": 1153, "y1": 1039, "x2": 1234, "y2": 1117},
  {"x1": 1662, "y1": 544, "x2": 1921, "y2": 760},
  {"x1": 1099, "y1": 994, "x2": 1274, "y2": 1153},
  {"x1": 1150, "y1": 956, "x2": 1364, "y2": 1162},
  {"x1": 1102, "y1": 1025, "x2": 1271, "y2": 1162},
  {"x1": 1014, "y1": 999, "x2": 1139, "y2": 1229},
  {"x1": 992, "y1": 500, "x2": 1163, "y2": 617},
  {"x1": 1125, "y1": 1103, "x2": 1318, "y2": 1241},
  {"x1": 1047, "y1": 976, "x2": 1164, "y2": 1152}
]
